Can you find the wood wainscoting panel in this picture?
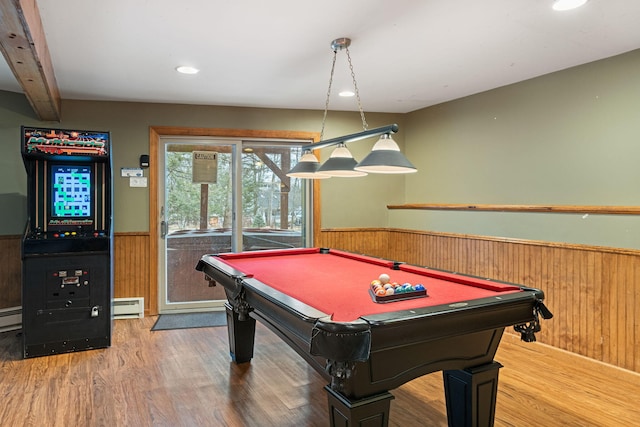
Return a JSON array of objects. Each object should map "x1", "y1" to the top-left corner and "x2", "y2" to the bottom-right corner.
[
  {"x1": 0, "y1": 236, "x2": 21, "y2": 309},
  {"x1": 317, "y1": 227, "x2": 640, "y2": 374},
  {"x1": 386, "y1": 229, "x2": 640, "y2": 374},
  {"x1": 315, "y1": 228, "x2": 390, "y2": 259},
  {"x1": 114, "y1": 233, "x2": 153, "y2": 315}
]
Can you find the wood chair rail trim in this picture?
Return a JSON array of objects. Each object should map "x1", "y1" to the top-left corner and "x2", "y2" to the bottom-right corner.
[{"x1": 386, "y1": 204, "x2": 640, "y2": 215}]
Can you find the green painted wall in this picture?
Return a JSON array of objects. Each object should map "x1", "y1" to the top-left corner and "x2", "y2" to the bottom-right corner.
[
  {"x1": 2, "y1": 49, "x2": 639, "y2": 249},
  {"x1": 398, "y1": 49, "x2": 640, "y2": 249},
  {"x1": 0, "y1": 95, "x2": 402, "y2": 234}
]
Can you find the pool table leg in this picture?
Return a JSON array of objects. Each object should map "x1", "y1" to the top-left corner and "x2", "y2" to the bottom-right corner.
[
  {"x1": 443, "y1": 361, "x2": 503, "y2": 427},
  {"x1": 225, "y1": 302, "x2": 256, "y2": 363},
  {"x1": 325, "y1": 386, "x2": 395, "y2": 427}
]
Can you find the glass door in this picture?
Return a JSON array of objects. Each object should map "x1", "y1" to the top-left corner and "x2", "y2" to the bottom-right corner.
[
  {"x1": 158, "y1": 137, "x2": 310, "y2": 313},
  {"x1": 159, "y1": 139, "x2": 236, "y2": 313}
]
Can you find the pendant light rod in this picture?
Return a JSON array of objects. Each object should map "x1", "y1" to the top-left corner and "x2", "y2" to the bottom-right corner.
[{"x1": 301, "y1": 124, "x2": 399, "y2": 151}]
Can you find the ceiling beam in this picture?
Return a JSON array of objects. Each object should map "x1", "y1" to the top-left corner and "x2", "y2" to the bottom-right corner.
[{"x1": 0, "y1": 0, "x2": 61, "y2": 121}]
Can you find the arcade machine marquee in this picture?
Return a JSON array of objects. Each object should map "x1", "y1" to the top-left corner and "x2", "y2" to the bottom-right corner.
[{"x1": 21, "y1": 126, "x2": 113, "y2": 358}]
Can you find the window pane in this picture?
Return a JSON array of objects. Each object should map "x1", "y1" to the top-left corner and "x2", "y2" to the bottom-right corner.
[{"x1": 241, "y1": 143, "x2": 305, "y2": 251}]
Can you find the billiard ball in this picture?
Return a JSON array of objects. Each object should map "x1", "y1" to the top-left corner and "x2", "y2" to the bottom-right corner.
[
  {"x1": 385, "y1": 287, "x2": 395, "y2": 295},
  {"x1": 375, "y1": 288, "x2": 386, "y2": 296},
  {"x1": 379, "y1": 274, "x2": 391, "y2": 284},
  {"x1": 415, "y1": 284, "x2": 425, "y2": 291}
]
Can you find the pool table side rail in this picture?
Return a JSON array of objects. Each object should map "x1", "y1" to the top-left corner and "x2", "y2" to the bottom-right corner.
[
  {"x1": 361, "y1": 288, "x2": 544, "y2": 325},
  {"x1": 398, "y1": 263, "x2": 522, "y2": 292}
]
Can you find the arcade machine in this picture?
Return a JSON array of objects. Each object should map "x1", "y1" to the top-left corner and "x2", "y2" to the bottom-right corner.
[{"x1": 20, "y1": 126, "x2": 113, "y2": 358}]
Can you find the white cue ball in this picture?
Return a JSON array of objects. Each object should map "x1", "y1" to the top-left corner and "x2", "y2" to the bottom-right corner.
[{"x1": 379, "y1": 273, "x2": 390, "y2": 284}]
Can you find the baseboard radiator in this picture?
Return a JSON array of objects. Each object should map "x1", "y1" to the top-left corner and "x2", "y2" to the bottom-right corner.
[
  {"x1": 113, "y1": 297, "x2": 144, "y2": 319},
  {"x1": 0, "y1": 306, "x2": 21, "y2": 333}
]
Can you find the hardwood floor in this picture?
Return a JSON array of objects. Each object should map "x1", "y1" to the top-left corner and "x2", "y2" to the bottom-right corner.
[{"x1": 1, "y1": 317, "x2": 638, "y2": 426}]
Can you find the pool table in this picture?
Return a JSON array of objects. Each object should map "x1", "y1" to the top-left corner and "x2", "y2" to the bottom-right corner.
[{"x1": 195, "y1": 247, "x2": 552, "y2": 427}]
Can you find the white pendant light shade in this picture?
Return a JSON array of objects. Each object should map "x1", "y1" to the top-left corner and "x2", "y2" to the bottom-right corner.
[
  {"x1": 354, "y1": 134, "x2": 417, "y2": 174},
  {"x1": 317, "y1": 145, "x2": 367, "y2": 177},
  {"x1": 286, "y1": 151, "x2": 330, "y2": 179}
]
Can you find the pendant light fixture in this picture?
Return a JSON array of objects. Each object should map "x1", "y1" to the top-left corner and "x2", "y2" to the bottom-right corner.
[{"x1": 287, "y1": 38, "x2": 417, "y2": 179}]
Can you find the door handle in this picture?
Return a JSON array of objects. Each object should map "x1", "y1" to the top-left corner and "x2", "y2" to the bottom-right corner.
[{"x1": 161, "y1": 221, "x2": 168, "y2": 239}]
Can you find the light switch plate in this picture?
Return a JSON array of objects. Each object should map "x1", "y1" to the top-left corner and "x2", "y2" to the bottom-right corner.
[
  {"x1": 129, "y1": 177, "x2": 148, "y2": 187},
  {"x1": 121, "y1": 167, "x2": 143, "y2": 177}
]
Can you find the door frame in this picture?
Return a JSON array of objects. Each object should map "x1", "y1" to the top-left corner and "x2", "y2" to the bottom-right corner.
[{"x1": 148, "y1": 126, "x2": 320, "y2": 315}]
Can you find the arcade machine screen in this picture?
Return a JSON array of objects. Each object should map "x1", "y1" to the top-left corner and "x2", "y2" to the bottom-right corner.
[{"x1": 50, "y1": 164, "x2": 93, "y2": 219}]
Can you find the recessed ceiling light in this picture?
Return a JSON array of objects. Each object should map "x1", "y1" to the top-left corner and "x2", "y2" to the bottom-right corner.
[
  {"x1": 552, "y1": 0, "x2": 588, "y2": 11},
  {"x1": 176, "y1": 66, "x2": 199, "y2": 75},
  {"x1": 338, "y1": 90, "x2": 355, "y2": 97}
]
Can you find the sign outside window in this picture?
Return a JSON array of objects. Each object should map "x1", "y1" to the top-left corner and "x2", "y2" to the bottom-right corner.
[{"x1": 192, "y1": 151, "x2": 218, "y2": 184}]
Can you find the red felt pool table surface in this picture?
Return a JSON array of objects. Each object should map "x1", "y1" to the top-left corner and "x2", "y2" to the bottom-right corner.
[{"x1": 216, "y1": 248, "x2": 522, "y2": 322}]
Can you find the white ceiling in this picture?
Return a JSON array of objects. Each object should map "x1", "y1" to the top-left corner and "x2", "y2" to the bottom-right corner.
[{"x1": 1, "y1": 0, "x2": 639, "y2": 114}]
